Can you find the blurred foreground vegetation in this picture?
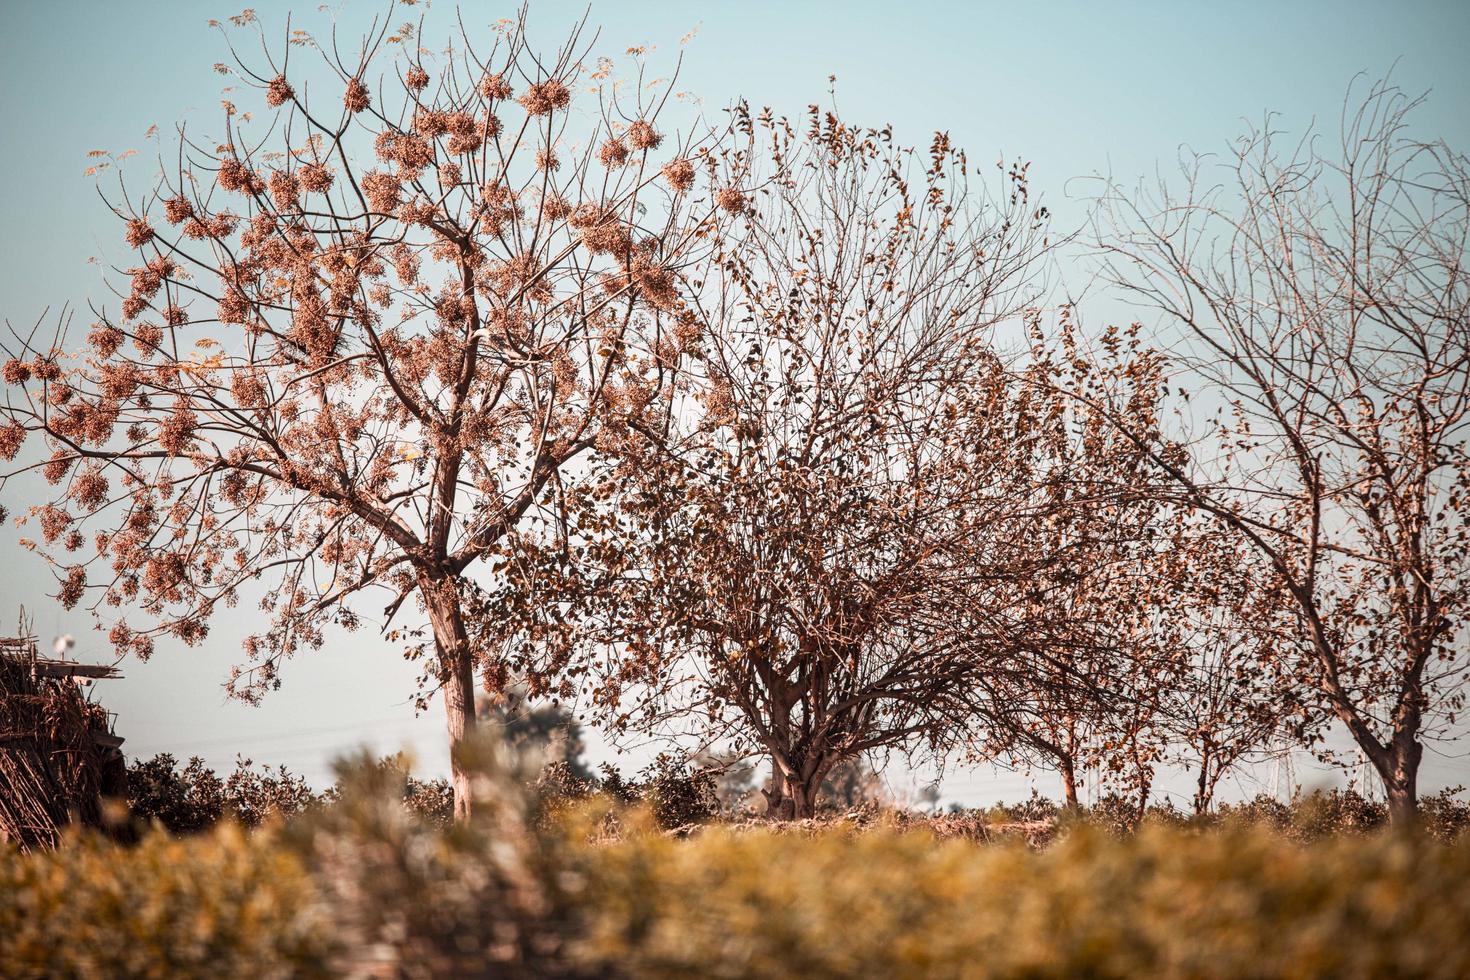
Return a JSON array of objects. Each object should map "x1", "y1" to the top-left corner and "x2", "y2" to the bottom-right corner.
[{"x1": 3, "y1": 736, "x2": 1469, "y2": 979}]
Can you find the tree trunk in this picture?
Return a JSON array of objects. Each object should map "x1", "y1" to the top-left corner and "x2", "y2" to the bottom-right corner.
[
  {"x1": 1058, "y1": 755, "x2": 1080, "y2": 810},
  {"x1": 763, "y1": 788, "x2": 793, "y2": 820},
  {"x1": 1343, "y1": 709, "x2": 1423, "y2": 826},
  {"x1": 1192, "y1": 743, "x2": 1213, "y2": 815},
  {"x1": 763, "y1": 758, "x2": 819, "y2": 820},
  {"x1": 1134, "y1": 761, "x2": 1152, "y2": 820},
  {"x1": 784, "y1": 779, "x2": 816, "y2": 819},
  {"x1": 421, "y1": 574, "x2": 478, "y2": 822},
  {"x1": 1380, "y1": 735, "x2": 1422, "y2": 826}
]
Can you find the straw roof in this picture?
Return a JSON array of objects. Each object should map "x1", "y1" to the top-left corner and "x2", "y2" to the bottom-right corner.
[{"x1": 0, "y1": 629, "x2": 126, "y2": 851}]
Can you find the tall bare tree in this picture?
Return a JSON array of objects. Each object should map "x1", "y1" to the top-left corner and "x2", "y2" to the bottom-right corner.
[
  {"x1": 486, "y1": 104, "x2": 1057, "y2": 817},
  {"x1": 1092, "y1": 80, "x2": 1470, "y2": 821},
  {"x1": 0, "y1": 9, "x2": 730, "y2": 819},
  {"x1": 980, "y1": 315, "x2": 1191, "y2": 812}
]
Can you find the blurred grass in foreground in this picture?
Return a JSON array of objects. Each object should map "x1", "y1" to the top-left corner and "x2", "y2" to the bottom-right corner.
[{"x1": 2, "y1": 737, "x2": 1467, "y2": 979}]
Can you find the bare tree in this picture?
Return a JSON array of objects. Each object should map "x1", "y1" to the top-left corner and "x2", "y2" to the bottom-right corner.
[
  {"x1": 0, "y1": 9, "x2": 730, "y2": 819},
  {"x1": 1159, "y1": 534, "x2": 1299, "y2": 814},
  {"x1": 979, "y1": 317, "x2": 1191, "y2": 813},
  {"x1": 1092, "y1": 80, "x2": 1470, "y2": 821},
  {"x1": 487, "y1": 103, "x2": 1056, "y2": 818}
]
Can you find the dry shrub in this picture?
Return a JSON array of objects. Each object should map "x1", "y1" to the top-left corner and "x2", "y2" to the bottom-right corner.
[
  {"x1": 579, "y1": 825, "x2": 1470, "y2": 979},
  {"x1": 3, "y1": 737, "x2": 1469, "y2": 979},
  {"x1": 0, "y1": 824, "x2": 331, "y2": 977}
]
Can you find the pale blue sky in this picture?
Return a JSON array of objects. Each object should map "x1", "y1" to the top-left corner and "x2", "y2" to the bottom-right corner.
[{"x1": 2, "y1": 1, "x2": 1468, "y2": 803}]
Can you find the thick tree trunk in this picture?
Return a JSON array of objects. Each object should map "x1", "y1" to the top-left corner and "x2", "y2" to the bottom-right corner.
[
  {"x1": 422, "y1": 574, "x2": 478, "y2": 823},
  {"x1": 782, "y1": 781, "x2": 817, "y2": 819},
  {"x1": 763, "y1": 788, "x2": 791, "y2": 820},
  {"x1": 1380, "y1": 735, "x2": 1422, "y2": 826},
  {"x1": 1058, "y1": 755, "x2": 1080, "y2": 810},
  {"x1": 1342, "y1": 705, "x2": 1423, "y2": 826},
  {"x1": 763, "y1": 757, "x2": 821, "y2": 820}
]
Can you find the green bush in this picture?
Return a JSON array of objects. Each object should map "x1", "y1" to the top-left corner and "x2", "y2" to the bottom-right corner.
[
  {"x1": 126, "y1": 753, "x2": 317, "y2": 833},
  {"x1": 536, "y1": 754, "x2": 718, "y2": 831},
  {"x1": 1419, "y1": 787, "x2": 1470, "y2": 843},
  {"x1": 124, "y1": 754, "x2": 229, "y2": 835},
  {"x1": 637, "y1": 753, "x2": 720, "y2": 830}
]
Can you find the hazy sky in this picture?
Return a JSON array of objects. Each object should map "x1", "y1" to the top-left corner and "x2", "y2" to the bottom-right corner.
[{"x1": 2, "y1": 0, "x2": 1468, "y2": 804}]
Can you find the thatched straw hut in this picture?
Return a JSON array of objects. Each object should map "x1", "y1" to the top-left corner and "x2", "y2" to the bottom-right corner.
[{"x1": 0, "y1": 627, "x2": 126, "y2": 850}]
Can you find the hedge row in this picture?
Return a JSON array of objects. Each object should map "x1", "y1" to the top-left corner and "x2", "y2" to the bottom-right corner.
[{"x1": 3, "y1": 742, "x2": 1467, "y2": 978}]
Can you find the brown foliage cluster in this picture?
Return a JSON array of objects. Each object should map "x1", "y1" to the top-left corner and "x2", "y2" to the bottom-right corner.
[{"x1": 1, "y1": 10, "x2": 741, "y2": 817}]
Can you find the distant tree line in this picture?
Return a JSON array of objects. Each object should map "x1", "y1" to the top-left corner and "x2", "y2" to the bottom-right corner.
[{"x1": 1, "y1": 9, "x2": 1464, "y2": 824}]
